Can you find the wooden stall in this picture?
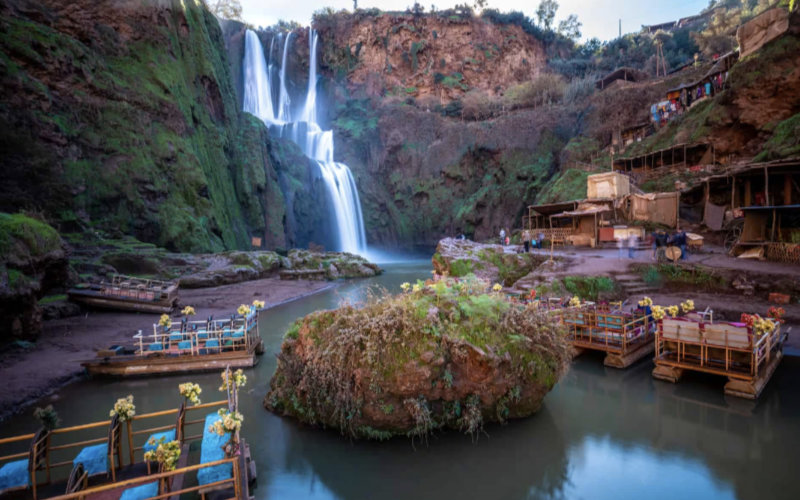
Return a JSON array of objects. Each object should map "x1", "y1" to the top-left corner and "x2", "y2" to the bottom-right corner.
[
  {"x1": 586, "y1": 172, "x2": 630, "y2": 200},
  {"x1": 652, "y1": 316, "x2": 786, "y2": 399},
  {"x1": 733, "y1": 205, "x2": 800, "y2": 263},
  {"x1": 613, "y1": 142, "x2": 713, "y2": 183},
  {"x1": 549, "y1": 203, "x2": 612, "y2": 247},
  {"x1": 522, "y1": 201, "x2": 579, "y2": 245}
]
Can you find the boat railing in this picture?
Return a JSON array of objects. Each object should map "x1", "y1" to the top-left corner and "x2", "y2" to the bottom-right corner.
[
  {"x1": 46, "y1": 456, "x2": 242, "y2": 500},
  {"x1": 126, "y1": 400, "x2": 228, "y2": 464},
  {"x1": 110, "y1": 275, "x2": 174, "y2": 290},
  {"x1": 655, "y1": 318, "x2": 782, "y2": 378},
  {"x1": 563, "y1": 308, "x2": 653, "y2": 353},
  {"x1": 0, "y1": 400, "x2": 230, "y2": 491},
  {"x1": 135, "y1": 311, "x2": 259, "y2": 356}
]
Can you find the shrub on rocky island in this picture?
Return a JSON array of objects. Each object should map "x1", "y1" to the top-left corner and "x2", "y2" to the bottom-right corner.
[{"x1": 265, "y1": 275, "x2": 571, "y2": 440}]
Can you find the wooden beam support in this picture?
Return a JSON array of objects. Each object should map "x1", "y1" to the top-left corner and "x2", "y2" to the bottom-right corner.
[
  {"x1": 784, "y1": 173, "x2": 792, "y2": 205},
  {"x1": 745, "y1": 178, "x2": 752, "y2": 206}
]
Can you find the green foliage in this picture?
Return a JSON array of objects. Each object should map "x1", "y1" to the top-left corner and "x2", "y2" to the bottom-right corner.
[
  {"x1": 0, "y1": 3, "x2": 272, "y2": 252},
  {"x1": 635, "y1": 263, "x2": 726, "y2": 290},
  {"x1": 333, "y1": 98, "x2": 379, "y2": 140},
  {"x1": 284, "y1": 320, "x2": 301, "y2": 340},
  {"x1": 33, "y1": 405, "x2": 61, "y2": 430},
  {"x1": 562, "y1": 276, "x2": 616, "y2": 301},
  {"x1": 0, "y1": 213, "x2": 61, "y2": 260},
  {"x1": 534, "y1": 169, "x2": 589, "y2": 204},
  {"x1": 448, "y1": 259, "x2": 478, "y2": 277},
  {"x1": 503, "y1": 74, "x2": 565, "y2": 109},
  {"x1": 435, "y1": 71, "x2": 469, "y2": 91},
  {"x1": 756, "y1": 112, "x2": 800, "y2": 161},
  {"x1": 535, "y1": 0, "x2": 559, "y2": 31},
  {"x1": 38, "y1": 294, "x2": 67, "y2": 305}
]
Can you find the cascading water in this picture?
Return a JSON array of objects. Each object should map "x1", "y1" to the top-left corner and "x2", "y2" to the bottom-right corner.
[{"x1": 242, "y1": 29, "x2": 367, "y2": 255}]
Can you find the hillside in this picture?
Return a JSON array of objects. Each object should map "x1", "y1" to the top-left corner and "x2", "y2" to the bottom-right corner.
[{"x1": 0, "y1": 0, "x2": 332, "y2": 253}]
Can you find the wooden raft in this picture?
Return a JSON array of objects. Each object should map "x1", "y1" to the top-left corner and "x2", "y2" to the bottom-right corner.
[
  {"x1": 652, "y1": 318, "x2": 786, "y2": 399},
  {"x1": 562, "y1": 307, "x2": 655, "y2": 368}
]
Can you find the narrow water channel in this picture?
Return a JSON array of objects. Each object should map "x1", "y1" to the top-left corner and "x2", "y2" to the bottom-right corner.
[{"x1": 1, "y1": 260, "x2": 798, "y2": 500}]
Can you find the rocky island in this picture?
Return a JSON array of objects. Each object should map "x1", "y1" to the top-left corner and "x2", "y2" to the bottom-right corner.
[{"x1": 265, "y1": 276, "x2": 571, "y2": 439}]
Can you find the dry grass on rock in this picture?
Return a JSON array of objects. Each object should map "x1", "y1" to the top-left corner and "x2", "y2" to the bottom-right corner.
[{"x1": 265, "y1": 275, "x2": 571, "y2": 440}]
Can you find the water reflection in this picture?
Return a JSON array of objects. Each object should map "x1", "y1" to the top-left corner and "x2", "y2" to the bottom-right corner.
[{"x1": 1, "y1": 261, "x2": 798, "y2": 500}]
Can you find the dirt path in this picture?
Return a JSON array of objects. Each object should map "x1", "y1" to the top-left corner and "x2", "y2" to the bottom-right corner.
[{"x1": 0, "y1": 278, "x2": 334, "y2": 420}]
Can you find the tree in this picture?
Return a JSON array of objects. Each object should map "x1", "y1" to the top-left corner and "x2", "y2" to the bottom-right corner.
[
  {"x1": 205, "y1": 0, "x2": 243, "y2": 21},
  {"x1": 557, "y1": 14, "x2": 581, "y2": 40},
  {"x1": 691, "y1": 6, "x2": 741, "y2": 57},
  {"x1": 536, "y1": 0, "x2": 558, "y2": 31},
  {"x1": 354, "y1": 0, "x2": 358, "y2": 11},
  {"x1": 577, "y1": 37, "x2": 602, "y2": 58},
  {"x1": 474, "y1": 0, "x2": 488, "y2": 10}
]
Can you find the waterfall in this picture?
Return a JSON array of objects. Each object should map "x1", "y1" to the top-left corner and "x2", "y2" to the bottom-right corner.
[
  {"x1": 242, "y1": 28, "x2": 368, "y2": 255},
  {"x1": 242, "y1": 30, "x2": 275, "y2": 122}
]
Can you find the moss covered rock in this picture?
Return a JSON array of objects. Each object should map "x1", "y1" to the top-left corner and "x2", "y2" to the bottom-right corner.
[
  {"x1": 265, "y1": 276, "x2": 571, "y2": 439},
  {"x1": 432, "y1": 238, "x2": 544, "y2": 287},
  {"x1": 0, "y1": 213, "x2": 68, "y2": 341}
]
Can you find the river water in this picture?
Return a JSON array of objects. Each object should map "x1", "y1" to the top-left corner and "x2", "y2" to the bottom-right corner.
[{"x1": 2, "y1": 260, "x2": 798, "y2": 499}]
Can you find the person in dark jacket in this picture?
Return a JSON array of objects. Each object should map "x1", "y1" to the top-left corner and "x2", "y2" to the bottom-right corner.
[{"x1": 673, "y1": 230, "x2": 688, "y2": 260}]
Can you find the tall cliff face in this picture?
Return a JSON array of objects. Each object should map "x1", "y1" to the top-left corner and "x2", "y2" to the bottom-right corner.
[
  {"x1": 0, "y1": 0, "x2": 294, "y2": 252},
  {"x1": 309, "y1": 13, "x2": 560, "y2": 247},
  {"x1": 315, "y1": 12, "x2": 546, "y2": 101}
]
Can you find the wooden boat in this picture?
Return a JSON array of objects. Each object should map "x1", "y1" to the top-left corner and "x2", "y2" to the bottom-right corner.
[
  {"x1": 82, "y1": 307, "x2": 263, "y2": 377},
  {"x1": 0, "y1": 398, "x2": 256, "y2": 499},
  {"x1": 68, "y1": 275, "x2": 179, "y2": 314},
  {"x1": 652, "y1": 315, "x2": 787, "y2": 399}
]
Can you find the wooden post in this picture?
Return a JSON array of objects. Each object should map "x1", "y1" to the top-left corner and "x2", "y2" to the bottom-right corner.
[
  {"x1": 771, "y1": 208, "x2": 777, "y2": 242},
  {"x1": 765, "y1": 166, "x2": 770, "y2": 206},
  {"x1": 127, "y1": 420, "x2": 134, "y2": 466},
  {"x1": 731, "y1": 175, "x2": 736, "y2": 210},
  {"x1": 676, "y1": 192, "x2": 681, "y2": 230},
  {"x1": 784, "y1": 173, "x2": 792, "y2": 205},
  {"x1": 745, "y1": 178, "x2": 752, "y2": 206},
  {"x1": 683, "y1": 144, "x2": 687, "y2": 167}
]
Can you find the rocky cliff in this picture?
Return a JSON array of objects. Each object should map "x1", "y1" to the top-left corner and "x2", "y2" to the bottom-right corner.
[
  {"x1": 0, "y1": 0, "x2": 333, "y2": 253},
  {"x1": 315, "y1": 11, "x2": 546, "y2": 101}
]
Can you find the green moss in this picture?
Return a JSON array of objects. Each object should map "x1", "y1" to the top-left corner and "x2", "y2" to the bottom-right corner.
[
  {"x1": 755, "y1": 112, "x2": 800, "y2": 161},
  {"x1": 38, "y1": 294, "x2": 67, "y2": 305},
  {"x1": 448, "y1": 259, "x2": 477, "y2": 277},
  {"x1": 534, "y1": 169, "x2": 588, "y2": 204},
  {"x1": 0, "y1": 213, "x2": 61, "y2": 259},
  {"x1": 284, "y1": 320, "x2": 301, "y2": 340},
  {"x1": 0, "y1": 3, "x2": 275, "y2": 252}
]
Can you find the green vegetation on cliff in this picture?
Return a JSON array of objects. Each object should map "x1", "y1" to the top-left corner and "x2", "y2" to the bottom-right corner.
[
  {"x1": 0, "y1": 213, "x2": 62, "y2": 261},
  {"x1": 266, "y1": 276, "x2": 570, "y2": 439},
  {"x1": 0, "y1": 0, "x2": 285, "y2": 252}
]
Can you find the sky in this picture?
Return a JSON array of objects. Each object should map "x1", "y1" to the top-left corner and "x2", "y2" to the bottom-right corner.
[{"x1": 239, "y1": 0, "x2": 711, "y2": 42}]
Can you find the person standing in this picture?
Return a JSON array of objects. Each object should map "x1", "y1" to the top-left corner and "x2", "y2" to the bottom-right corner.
[
  {"x1": 628, "y1": 232, "x2": 639, "y2": 259},
  {"x1": 499, "y1": 228, "x2": 506, "y2": 245},
  {"x1": 675, "y1": 229, "x2": 688, "y2": 260},
  {"x1": 616, "y1": 236, "x2": 625, "y2": 259}
]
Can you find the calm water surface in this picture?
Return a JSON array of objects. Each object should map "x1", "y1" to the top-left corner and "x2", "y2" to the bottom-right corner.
[{"x1": 2, "y1": 260, "x2": 798, "y2": 500}]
